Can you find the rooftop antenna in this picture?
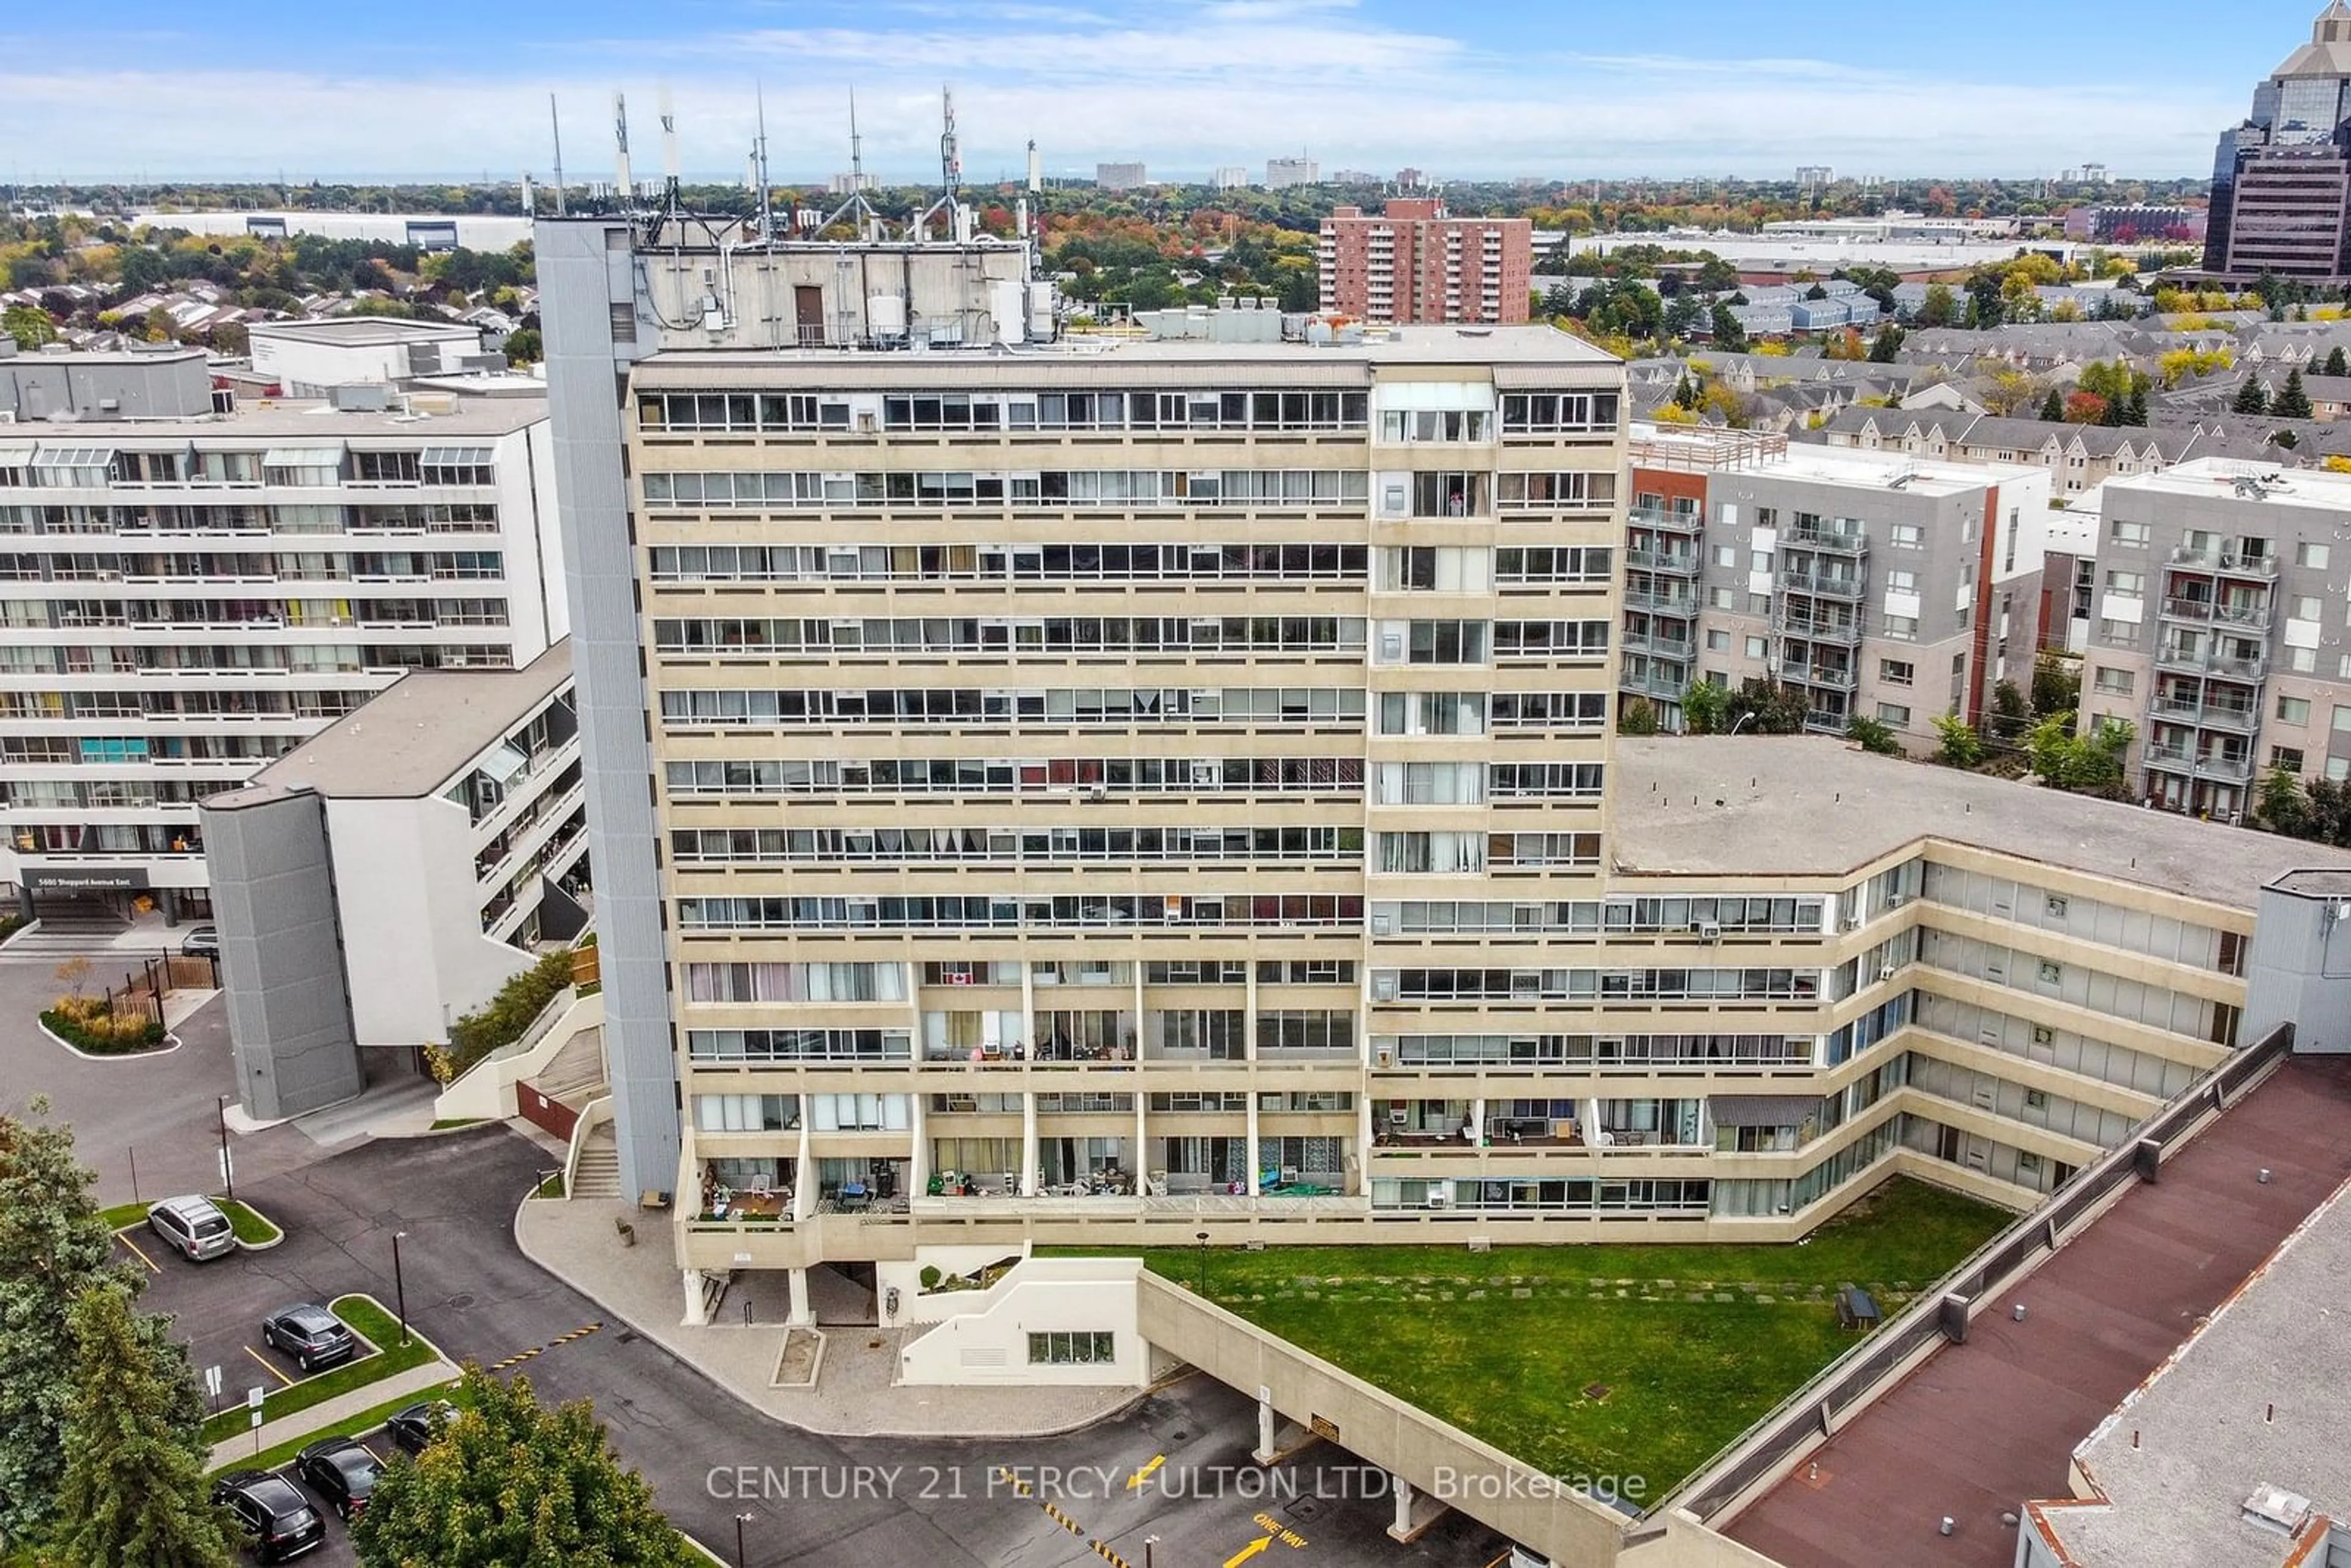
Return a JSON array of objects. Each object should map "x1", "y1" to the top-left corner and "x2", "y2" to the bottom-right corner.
[
  {"x1": 1027, "y1": 137, "x2": 1041, "y2": 195},
  {"x1": 850, "y1": 86, "x2": 865, "y2": 190},
  {"x1": 612, "y1": 91, "x2": 634, "y2": 213},
  {"x1": 658, "y1": 83, "x2": 683, "y2": 214},
  {"x1": 940, "y1": 86, "x2": 962, "y2": 198},
  {"x1": 549, "y1": 94, "x2": 566, "y2": 217},
  {"x1": 754, "y1": 81, "x2": 774, "y2": 241}
]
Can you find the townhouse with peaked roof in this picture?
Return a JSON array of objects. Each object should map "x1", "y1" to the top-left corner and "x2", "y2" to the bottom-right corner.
[{"x1": 1813, "y1": 409, "x2": 2179, "y2": 493}]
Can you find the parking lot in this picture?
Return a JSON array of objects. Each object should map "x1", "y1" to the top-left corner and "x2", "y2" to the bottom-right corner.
[{"x1": 110, "y1": 1127, "x2": 1513, "y2": 1567}]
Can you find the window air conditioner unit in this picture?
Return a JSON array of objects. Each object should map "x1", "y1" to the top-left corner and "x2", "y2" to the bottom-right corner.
[
  {"x1": 1372, "y1": 974, "x2": 1399, "y2": 1002},
  {"x1": 1371, "y1": 913, "x2": 1393, "y2": 936},
  {"x1": 1842, "y1": 913, "x2": 1864, "y2": 931},
  {"x1": 1878, "y1": 964, "x2": 1897, "y2": 982},
  {"x1": 1694, "y1": 920, "x2": 1722, "y2": 940},
  {"x1": 1426, "y1": 1188, "x2": 1452, "y2": 1209},
  {"x1": 1374, "y1": 1046, "x2": 1395, "y2": 1068}
]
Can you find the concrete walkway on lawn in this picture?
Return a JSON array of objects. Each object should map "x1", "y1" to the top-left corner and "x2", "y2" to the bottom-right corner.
[
  {"x1": 207, "y1": 1360, "x2": 457, "y2": 1472},
  {"x1": 514, "y1": 1194, "x2": 1139, "y2": 1439}
]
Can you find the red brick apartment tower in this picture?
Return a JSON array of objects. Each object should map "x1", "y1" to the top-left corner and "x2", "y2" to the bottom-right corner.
[{"x1": 1318, "y1": 199, "x2": 1532, "y2": 324}]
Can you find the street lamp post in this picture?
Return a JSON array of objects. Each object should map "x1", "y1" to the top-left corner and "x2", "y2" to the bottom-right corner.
[
  {"x1": 391, "y1": 1231, "x2": 410, "y2": 1346},
  {"x1": 1730, "y1": 711, "x2": 1757, "y2": 735},
  {"x1": 735, "y1": 1512, "x2": 754, "y2": 1568},
  {"x1": 1194, "y1": 1230, "x2": 1210, "y2": 1296},
  {"x1": 215, "y1": 1095, "x2": 234, "y2": 1202}
]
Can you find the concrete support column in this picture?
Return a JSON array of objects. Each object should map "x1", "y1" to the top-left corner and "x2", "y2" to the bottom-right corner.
[
  {"x1": 1134, "y1": 1092, "x2": 1148, "y2": 1192},
  {"x1": 1469, "y1": 1097, "x2": 1487, "y2": 1146},
  {"x1": 791, "y1": 1119, "x2": 814, "y2": 1220},
  {"x1": 1243, "y1": 962, "x2": 1259, "y2": 1063},
  {"x1": 681, "y1": 1270, "x2": 708, "y2": 1327},
  {"x1": 1256, "y1": 1392, "x2": 1277, "y2": 1463},
  {"x1": 910, "y1": 1090, "x2": 930, "y2": 1193},
  {"x1": 1247, "y1": 1092, "x2": 1263, "y2": 1196},
  {"x1": 1355, "y1": 1094, "x2": 1374, "y2": 1198},
  {"x1": 786, "y1": 1266, "x2": 814, "y2": 1327},
  {"x1": 1389, "y1": 1477, "x2": 1415, "y2": 1540},
  {"x1": 1021, "y1": 1092, "x2": 1040, "y2": 1196},
  {"x1": 1019, "y1": 956, "x2": 1037, "y2": 1058},
  {"x1": 1130, "y1": 955, "x2": 1146, "y2": 1061}
]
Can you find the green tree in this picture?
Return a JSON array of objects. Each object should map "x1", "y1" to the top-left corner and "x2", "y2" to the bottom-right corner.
[
  {"x1": 2031, "y1": 652, "x2": 2081, "y2": 717},
  {"x1": 2124, "y1": 384, "x2": 2148, "y2": 426},
  {"x1": 1990, "y1": 678, "x2": 2031, "y2": 739},
  {"x1": 0, "y1": 1105, "x2": 129, "y2": 1551},
  {"x1": 1933, "y1": 713, "x2": 1984, "y2": 768},
  {"x1": 2025, "y1": 713, "x2": 2134, "y2": 794},
  {"x1": 1617, "y1": 696, "x2": 1660, "y2": 735},
  {"x1": 2037, "y1": 387, "x2": 2064, "y2": 422},
  {"x1": 1867, "y1": 323, "x2": 1903, "y2": 362},
  {"x1": 2275, "y1": 367, "x2": 2314, "y2": 419},
  {"x1": 1679, "y1": 679, "x2": 1730, "y2": 735},
  {"x1": 1, "y1": 304, "x2": 58, "y2": 348},
  {"x1": 2233, "y1": 377, "x2": 2270, "y2": 416},
  {"x1": 2258, "y1": 764, "x2": 2312, "y2": 839},
  {"x1": 351, "y1": 1367, "x2": 687, "y2": 1568},
  {"x1": 501, "y1": 326, "x2": 543, "y2": 366},
  {"x1": 1846, "y1": 713, "x2": 1902, "y2": 755},
  {"x1": 52, "y1": 1282, "x2": 229, "y2": 1568},
  {"x1": 1708, "y1": 302, "x2": 1746, "y2": 352},
  {"x1": 1916, "y1": 282, "x2": 1959, "y2": 328},
  {"x1": 2326, "y1": 345, "x2": 2348, "y2": 378}
]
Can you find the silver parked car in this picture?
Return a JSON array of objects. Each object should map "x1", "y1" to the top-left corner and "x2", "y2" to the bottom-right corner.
[{"x1": 148, "y1": 1195, "x2": 237, "y2": 1261}]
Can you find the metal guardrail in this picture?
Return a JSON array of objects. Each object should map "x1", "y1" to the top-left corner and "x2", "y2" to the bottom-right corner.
[{"x1": 1659, "y1": 1020, "x2": 2294, "y2": 1524}]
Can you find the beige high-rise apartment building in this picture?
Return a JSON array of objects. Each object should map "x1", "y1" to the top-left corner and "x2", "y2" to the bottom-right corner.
[{"x1": 538, "y1": 215, "x2": 2325, "y2": 1339}]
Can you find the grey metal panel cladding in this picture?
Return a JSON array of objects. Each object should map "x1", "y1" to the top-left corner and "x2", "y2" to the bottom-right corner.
[
  {"x1": 539, "y1": 219, "x2": 681, "y2": 1200},
  {"x1": 204, "y1": 796, "x2": 362, "y2": 1120}
]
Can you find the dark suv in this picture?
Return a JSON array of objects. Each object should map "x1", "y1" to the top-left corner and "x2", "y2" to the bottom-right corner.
[
  {"x1": 385, "y1": 1398, "x2": 459, "y2": 1456},
  {"x1": 260, "y1": 1304, "x2": 355, "y2": 1373},
  {"x1": 293, "y1": 1436, "x2": 381, "y2": 1520},
  {"x1": 212, "y1": 1470, "x2": 325, "y2": 1562}
]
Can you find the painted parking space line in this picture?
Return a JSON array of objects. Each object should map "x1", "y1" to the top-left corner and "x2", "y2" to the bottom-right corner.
[
  {"x1": 114, "y1": 1229, "x2": 162, "y2": 1274},
  {"x1": 244, "y1": 1344, "x2": 296, "y2": 1388}
]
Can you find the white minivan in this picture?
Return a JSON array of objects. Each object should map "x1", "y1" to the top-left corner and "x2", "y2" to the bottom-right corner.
[{"x1": 148, "y1": 1195, "x2": 236, "y2": 1261}]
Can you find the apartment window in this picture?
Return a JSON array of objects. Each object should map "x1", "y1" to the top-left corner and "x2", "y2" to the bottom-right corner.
[
  {"x1": 2098, "y1": 618, "x2": 2139, "y2": 648},
  {"x1": 2293, "y1": 596, "x2": 2323, "y2": 623},
  {"x1": 1886, "y1": 569, "x2": 1917, "y2": 593},
  {"x1": 2104, "y1": 569, "x2": 2143, "y2": 596},
  {"x1": 1708, "y1": 587, "x2": 1736, "y2": 610},
  {"x1": 1750, "y1": 550, "x2": 1773, "y2": 574},
  {"x1": 2092, "y1": 666, "x2": 2134, "y2": 696},
  {"x1": 609, "y1": 301, "x2": 638, "y2": 343},
  {"x1": 1880, "y1": 659, "x2": 1914, "y2": 686},
  {"x1": 2279, "y1": 696, "x2": 2312, "y2": 726},
  {"x1": 1952, "y1": 652, "x2": 1967, "y2": 692},
  {"x1": 1745, "y1": 593, "x2": 1771, "y2": 617},
  {"x1": 2038, "y1": 960, "x2": 2062, "y2": 985},
  {"x1": 2273, "y1": 746, "x2": 2306, "y2": 774},
  {"x1": 1744, "y1": 636, "x2": 1768, "y2": 659},
  {"x1": 1027, "y1": 1331, "x2": 1116, "y2": 1365},
  {"x1": 2299, "y1": 541, "x2": 2331, "y2": 569},
  {"x1": 1885, "y1": 615, "x2": 1918, "y2": 641},
  {"x1": 1712, "y1": 545, "x2": 1738, "y2": 569},
  {"x1": 2288, "y1": 646, "x2": 2317, "y2": 674},
  {"x1": 1877, "y1": 703, "x2": 1911, "y2": 726},
  {"x1": 2334, "y1": 705, "x2": 2351, "y2": 734},
  {"x1": 2108, "y1": 520, "x2": 2148, "y2": 548},
  {"x1": 2331, "y1": 757, "x2": 2351, "y2": 783},
  {"x1": 1706, "y1": 629, "x2": 1730, "y2": 652},
  {"x1": 1889, "y1": 523, "x2": 1922, "y2": 548}
]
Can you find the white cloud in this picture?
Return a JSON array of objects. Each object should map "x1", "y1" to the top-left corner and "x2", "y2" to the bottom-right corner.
[{"x1": 0, "y1": 4, "x2": 2241, "y2": 181}]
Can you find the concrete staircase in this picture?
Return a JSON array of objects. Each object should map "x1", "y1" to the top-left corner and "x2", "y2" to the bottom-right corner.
[{"x1": 571, "y1": 1125, "x2": 621, "y2": 1199}]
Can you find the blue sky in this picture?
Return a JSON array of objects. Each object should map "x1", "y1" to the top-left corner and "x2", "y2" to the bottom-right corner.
[{"x1": 0, "y1": 1, "x2": 2327, "y2": 182}]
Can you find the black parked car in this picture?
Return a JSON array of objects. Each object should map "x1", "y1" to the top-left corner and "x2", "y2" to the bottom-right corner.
[
  {"x1": 293, "y1": 1436, "x2": 381, "y2": 1521},
  {"x1": 212, "y1": 1470, "x2": 325, "y2": 1562},
  {"x1": 260, "y1": 1304, "x2": 355, "y2": 1373},
  {"x1": 384, "y1": 1398, "x2": 459, "y2": 1457}
]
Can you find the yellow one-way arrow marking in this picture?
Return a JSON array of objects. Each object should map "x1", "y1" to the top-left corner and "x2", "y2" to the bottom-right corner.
[
  {"x1": 1126, "y1": 1455, "x2": 1166, "y2": 1491},
  {"x1": 1223, "y1": 1539, "x2": 1272, "y2": 1568}
]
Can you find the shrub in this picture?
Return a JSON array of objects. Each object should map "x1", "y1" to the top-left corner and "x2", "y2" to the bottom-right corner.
[
  {"x1": 42, "y1": 996, "x2": 165, "y2": 1055},
  {"x1": 434, "y1": 949, "x2": 575, "y2": 1083}
]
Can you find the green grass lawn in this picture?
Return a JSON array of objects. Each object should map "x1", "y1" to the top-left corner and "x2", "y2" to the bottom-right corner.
[
  {"x1": 100, "y1": 1195, "x2": 280, "y2": 1244},
  {"x1": 1052, "y1": 1177, "x2": 2008, "y2": 1498},
  {"x1": 200, "y1": 1295, "x2": 443, "y2": 1445},
  {"x1": 221, "y1": 1376, "x2": 475, "y2": 1474}
]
